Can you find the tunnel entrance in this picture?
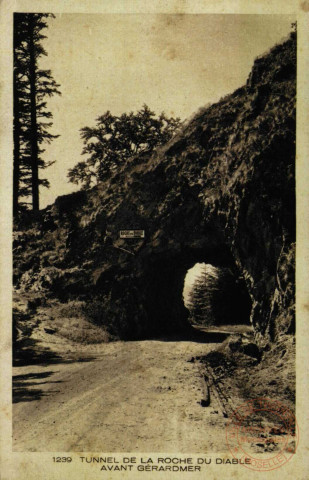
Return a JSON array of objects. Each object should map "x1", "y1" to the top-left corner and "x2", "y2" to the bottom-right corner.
[
  {"x1": 141, "y1": 242, "x2": 253, "y2": 338},
  {"x1": 183, "y1": 262, "x2": 252, "y2": 329}
]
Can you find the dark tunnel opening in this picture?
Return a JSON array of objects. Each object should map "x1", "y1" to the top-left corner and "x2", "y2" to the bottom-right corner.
[{"x1": 142, "y1": 244, "x2": 253, "y2": 337}]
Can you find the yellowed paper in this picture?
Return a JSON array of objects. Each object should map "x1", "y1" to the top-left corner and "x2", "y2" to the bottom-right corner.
[{"x1": 1, "y1": 0, "x2": 309, "y2": 479}]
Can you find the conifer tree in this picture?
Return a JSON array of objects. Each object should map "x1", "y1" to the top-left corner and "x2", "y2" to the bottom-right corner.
[
  {"x1": 187, "y1": 265, "x2": 238, "y2": 326},
  {"x1": 13, "y1": 13, "x2": 61, "y2": 214},
  {"x1": 187, "y1": 265, "x2": 219, "y2": 326}
]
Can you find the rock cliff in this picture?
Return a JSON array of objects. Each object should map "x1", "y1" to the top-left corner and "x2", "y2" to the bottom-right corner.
[{"x1": 14, "y1": 32, "x2": 296, "y2": 347}]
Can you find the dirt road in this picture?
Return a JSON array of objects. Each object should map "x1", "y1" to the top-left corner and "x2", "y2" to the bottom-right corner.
[{"x1": 13, "y1": 339, "x2": 229, "y2": 452}]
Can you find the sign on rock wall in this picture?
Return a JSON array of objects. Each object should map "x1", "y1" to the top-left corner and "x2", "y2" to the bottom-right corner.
[{"x1": 119, "y1": 230, "x2": 145, "y2": 239}]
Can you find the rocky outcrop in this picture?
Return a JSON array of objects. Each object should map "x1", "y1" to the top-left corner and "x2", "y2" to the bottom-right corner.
[{"x1": 14, "y1": 33, "x2": 296, "y2": 346}]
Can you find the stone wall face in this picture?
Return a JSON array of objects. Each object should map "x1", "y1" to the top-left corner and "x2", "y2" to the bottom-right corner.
[{"x1": 14, "y1": 34, "x2": 296, "y2": 345}]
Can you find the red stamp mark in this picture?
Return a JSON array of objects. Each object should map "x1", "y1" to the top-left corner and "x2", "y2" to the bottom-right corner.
[{"x1": 225, "y1": 398, "x2": 298, "y2": 471}]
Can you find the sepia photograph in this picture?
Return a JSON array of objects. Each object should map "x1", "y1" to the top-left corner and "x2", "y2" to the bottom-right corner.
[{"x1": 1, "y1": 1, "x2": 308, "y2": 479}]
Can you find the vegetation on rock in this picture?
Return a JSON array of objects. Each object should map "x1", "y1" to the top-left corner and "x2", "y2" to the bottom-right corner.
[{"x1": 67, "y1": 104, "x2": 181, "y2": 188}]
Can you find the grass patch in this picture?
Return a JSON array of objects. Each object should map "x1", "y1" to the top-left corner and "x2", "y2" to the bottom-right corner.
[
  {"x1": 39, "y1": 300, "x2": 112, "y2": 344},
  {"x1": 54, "y1": 315, "x2": 111, "y2": 344}
]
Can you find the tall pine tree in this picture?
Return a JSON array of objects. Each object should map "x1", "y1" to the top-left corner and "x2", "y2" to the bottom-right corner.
[
  {"x1": 187, "y1": 265, "x2": 219, "y2": 326},
  {"x1": 13, "y1": 13, "x2": 61, "y2": 214},
  {"x1": 187, "y1": 264, "x2": 240, "y2": 327}
]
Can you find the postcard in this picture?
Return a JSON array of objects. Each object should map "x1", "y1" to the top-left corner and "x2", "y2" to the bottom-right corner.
[{"x1": 1, "y1": 1, "x2": 308, "y2": 479}]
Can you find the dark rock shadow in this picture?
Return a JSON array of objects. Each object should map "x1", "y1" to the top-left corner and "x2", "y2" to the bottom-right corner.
[
  {"x1": 13, "y1": 337, "x2": 98, "y2": 367},
  {"x1": 13, "y1": 371, "x2": 62, "y2": 403}
]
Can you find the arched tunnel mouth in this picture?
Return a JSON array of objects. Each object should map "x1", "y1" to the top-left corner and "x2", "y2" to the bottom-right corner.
[
  {"x1": 142, "y1": 244, "x2": 253, "y2": 340},
  {"x1": 92, "y1": 242, "x2": 253, "y2": 341},
  {"x1": 183, "y1": 262, "x2": 252, "y2": 330}
]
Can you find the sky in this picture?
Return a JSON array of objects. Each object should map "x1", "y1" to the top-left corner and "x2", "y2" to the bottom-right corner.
[{"x1": 38, "y1": 14, "x2": 295, "y2": 208}]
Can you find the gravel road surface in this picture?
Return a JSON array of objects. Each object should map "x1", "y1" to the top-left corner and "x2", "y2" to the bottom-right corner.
[{"x1": 13, "y1": 339, "x2": 229, "y2": 452}]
